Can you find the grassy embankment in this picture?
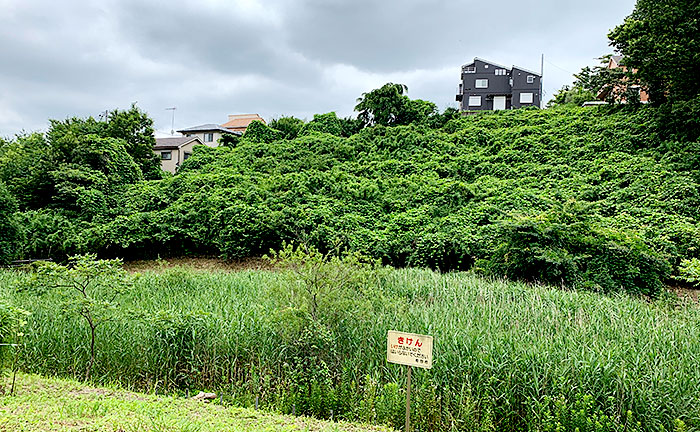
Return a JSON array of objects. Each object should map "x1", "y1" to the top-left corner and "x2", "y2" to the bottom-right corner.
[
  {"x1": 2, "y1": 266, "x2": 699, "y2": 432},
  {"x1": 0, "y1": 373, "x2": 391, "y2": 432}
]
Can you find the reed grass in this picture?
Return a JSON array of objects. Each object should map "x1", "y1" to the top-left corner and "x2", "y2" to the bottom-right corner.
[{"x1": 1, "y1": 267, "x2": 698, "y2": 431}]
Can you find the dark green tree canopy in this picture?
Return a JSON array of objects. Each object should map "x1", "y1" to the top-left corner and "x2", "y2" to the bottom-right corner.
[
  {"x1": 299, "y1": 112, "x2": 344, "y2": 137},
  {"x1": 269, "y1": 116, "x2": 306, "y2": 140},
  {"x1": 354, "y1": 83, "x2": 440, "y2": 128},
  {"x1": 0, "y1": 181, "x2": 21, "y2": 264},
  {"x1": 243, "y1": 120, "x2": 285, "y2": 143},
  {"x1": 104, "y1": 104, "x2": 161, "y2": 180},
  {"x1": 609, "y1": 0, "x2": 700, "y2": 104},
  {"x1": 354, "y1": 83, "x2": 410, "y2": 127}
]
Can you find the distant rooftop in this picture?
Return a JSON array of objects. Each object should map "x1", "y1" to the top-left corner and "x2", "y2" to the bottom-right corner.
[
  {"x1": 462, "y1": 57, "x2": 542, "y2": 76},
  {"x1": 222, "y1": 114, "x2": 265, "y2": 130},
  {"x1": 177, "y1": 124, "x2": 239, "y2": 135},
  {"x1": 154, "y1": 136, "x2": 202, "y2": 149}
]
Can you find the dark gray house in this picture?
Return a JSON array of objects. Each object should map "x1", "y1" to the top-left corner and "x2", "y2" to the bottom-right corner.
[{"x1": 456, "y1": 58, "x2": 542, "y2": 111}]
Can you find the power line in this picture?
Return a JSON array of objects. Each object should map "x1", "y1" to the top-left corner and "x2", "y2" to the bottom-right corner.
[{"x1": 545, "y1": 60, "x2": 575, "y2": 75}]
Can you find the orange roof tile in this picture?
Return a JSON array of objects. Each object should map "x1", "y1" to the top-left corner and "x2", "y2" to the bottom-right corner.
[{"x1": 221, "y1": 114, "x2": 265, "y2": 130}]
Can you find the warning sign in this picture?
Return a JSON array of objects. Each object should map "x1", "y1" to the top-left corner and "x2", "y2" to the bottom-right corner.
[{"x1": 386, "y1": 330, "x2": 433, "y2": 369}]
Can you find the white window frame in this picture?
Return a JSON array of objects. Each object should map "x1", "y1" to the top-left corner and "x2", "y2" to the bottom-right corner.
[
  {"x1": 527, "y1": 75, "x2": 536, "y2": 84},
  {"x1": 204, "y1": 133, "x2": 214, "y2": 142},
  {"x1": 464, "y1": 66, "x2": 476, "y2": 73},
  {"x1": 160, "y1": 151, "x2": 172, "y2": 160},
  {"x1": 475, "y1": 79, "x2": 489, "y2": 89},
  {"x1": 520, "y1": 92, "x2": 534, "y2": 104},
  {"x1": 468, "y1": 96, "x2": 482, "y2": 107},
  {"x1": 495, "y1": 69, "x2": 506, "y2": 76}
]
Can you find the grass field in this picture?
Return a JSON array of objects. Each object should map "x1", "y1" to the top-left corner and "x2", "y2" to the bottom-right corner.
[
  {"x1": 0, "y1": 373, "x2": 392, "y2": 432},
  {"x1": 2, "y1": 263, "x2": 699, "y2": 431}
]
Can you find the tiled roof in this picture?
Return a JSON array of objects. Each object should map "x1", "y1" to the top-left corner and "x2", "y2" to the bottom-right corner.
[
  {"x1": 154, "y1": 136, "x2": 201, "y2": 149},
  {"x1": 221, "y1": 114, "x2": 265, "y2": 129}
]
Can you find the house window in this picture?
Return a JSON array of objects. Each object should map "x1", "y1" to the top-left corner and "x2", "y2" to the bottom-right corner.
[
  {"x1": 183, "y1": 152, "x2": 192, "y2": 160},
  {"x1": 464, "y1": 66, "x2": 476, "y2": 73},
  {"x1": 160, "y1": 151, "x2": 172, "y2": 160},
  {"x1": 475, "y1": 79, "x2": 489, "y2": 88},
  {"x1": 527, "y1": 75, "x2": 536, "y2": 84},
  {"x1": 204, "y1": 133, "x2": 214, "y2": 142},
  {"x1": 468, "y1": 96, "x2": 482, "y2": 107},
  {"x1": 520, "y1": 92, "x2": 534, "y2": 104},
  {"x1": 495, "y1": 69, "x2": 506, "y2": 76}
]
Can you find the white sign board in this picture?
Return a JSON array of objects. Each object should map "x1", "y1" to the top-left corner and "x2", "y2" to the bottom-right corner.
[{"x1": 387, "y1": 330, "x2": 433, "y2": 369}]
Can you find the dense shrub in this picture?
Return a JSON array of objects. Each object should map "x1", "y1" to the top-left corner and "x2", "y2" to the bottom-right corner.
[
  {"x1": 8, "y1": 105, "x2": 700, "y2": 295},
  {"x1": 485, "y1": 204, "x2": 670, "y2": 296},
  {"x1": 243, "y1": 120, "x2": 284, "y2": 143},
  {"x1": 0, "y1": 182, "x2": 21, "y2": 264}
]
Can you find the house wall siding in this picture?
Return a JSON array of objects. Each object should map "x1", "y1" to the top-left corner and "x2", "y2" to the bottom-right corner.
[
  {"x1": 458, "y1": 59, "x2": 541, "y2": 111},
  {"x1": 183, "y1": 132, "x2": 223, "y2": 147},
  {"x1": 155, "y1": 140, "x2": 202, "y2": 174}
]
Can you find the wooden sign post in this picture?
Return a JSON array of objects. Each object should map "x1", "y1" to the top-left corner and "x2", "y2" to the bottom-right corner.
[{"x1": 387, "y1": 331, "x2": 434, "y2": 432}]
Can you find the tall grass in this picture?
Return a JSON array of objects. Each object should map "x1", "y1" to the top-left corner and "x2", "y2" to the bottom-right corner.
[{"x1": 1, "y1": 267, "x2": 699, "y2": 431}]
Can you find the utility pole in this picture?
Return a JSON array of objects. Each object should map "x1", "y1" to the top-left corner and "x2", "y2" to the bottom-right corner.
[
  {"x1": 540, "y1": 54, "x2": 545, "y2": 108},
  {"x1": 165, "y1": 107, "x2": 176, "y2": 135}
]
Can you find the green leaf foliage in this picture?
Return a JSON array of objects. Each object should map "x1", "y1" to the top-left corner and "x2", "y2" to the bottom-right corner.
[
  {"x1": 0, "y1": 181, "x2": 21, "y2": 265},
  {"x1": 103, "y1": 104, "x2": 161, "y2": 180},
  {"x1": 242, "y1": 120, "x2": 284, "y2": 143},
  {"x1": 268, "y1": 116, "x2": 306, "y2": 140},
  {"x1": 8, "y1": 103, "x2": 700, "y2": 296},
  {"x1": 609, "y1": 0, "x2": 700, "y2": 104},
  {"x1": 299, "y1": 112, "x2": 344, "y2": 137}
]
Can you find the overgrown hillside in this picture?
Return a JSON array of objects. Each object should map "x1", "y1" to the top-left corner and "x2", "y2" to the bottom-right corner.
[{"x1": 6, "y1": 105, "x2": 698, "y2": 295}]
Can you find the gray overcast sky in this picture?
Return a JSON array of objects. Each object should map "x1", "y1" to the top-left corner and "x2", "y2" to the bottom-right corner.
[{"x1": 0, "y1": 0, "x2": 636, "y2": 137}]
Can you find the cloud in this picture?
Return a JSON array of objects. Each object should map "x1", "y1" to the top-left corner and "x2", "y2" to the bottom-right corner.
[{"x1": 0, "y1": 0, "x2": 637, "y2": 136}]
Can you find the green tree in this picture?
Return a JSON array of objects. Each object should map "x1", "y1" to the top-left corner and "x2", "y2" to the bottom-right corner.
[
  {"x1": 355, "y1": 83, "x2": 439, "y2": 128},
  {"x1": 0, "y1": 133, "x2": 54, "y2": 209},
  {"x1": 0, "y1": 181, "x2": 21, "y2": 264},
  {"x1": 404, "y1": 98, "x2": 439, "y2": 124},
  {"x1": 242, "y1": 120, "x2": 284, "y2": 143},
  {"x1": 0, "y1": 117, "x2": 143, "y2": 215},
  {"x1": 269, "y1": 116, "x2": 306, "y2": 139},
  {"x1": 354, "y1": 83, "x2": 410, "y2": 127},
  {"x1": 338, "y1": 116, "x2": 363, "y2": 137},
  {"x1": 547, "y1": 56, "x2": 638, "y2": 107},
  {"x1": 218, "y1": 132, "x2": 240, "y2": 148},
  {"x1": 265, "y1": 243, "x2": 380, "y2": 323},
  {"x1": 609, "y1": 0, "x2": 700, "y2": 104},
  {"x1": 19, "y1": 255, "x2": 133, "y2": 380},
  {"x1": 299, "y1": 112, "x2": 344, "y2": 137},
  {"x1": 547, "y1": 85, "x2": 596, "y2": 107},
  {"x1": 104, "y1": 104, "x2": 161, "y2": 179}
]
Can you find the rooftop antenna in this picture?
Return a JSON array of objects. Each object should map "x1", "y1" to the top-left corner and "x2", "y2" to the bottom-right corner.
[{"x1": 165, "y1": 107, "x2": 176, "y2": 135}]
